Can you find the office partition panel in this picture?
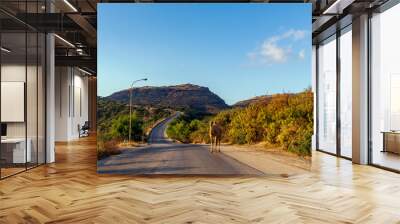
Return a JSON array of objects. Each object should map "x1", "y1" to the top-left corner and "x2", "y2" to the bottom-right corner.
[
  {"x1": 0, "y1": 1, "x2": 47, "y2": 179},
  {"x1": 0, "y1": 31, "x2": 28, "y2": 178}
]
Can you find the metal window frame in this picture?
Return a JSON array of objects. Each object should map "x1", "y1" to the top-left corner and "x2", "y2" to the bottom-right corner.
[
  {"x1": 315, "y1": 22, "x2": 353, "y2": 161},
  {"x1": 315, "y1": 32, "x2": 339, "y2": 157}
]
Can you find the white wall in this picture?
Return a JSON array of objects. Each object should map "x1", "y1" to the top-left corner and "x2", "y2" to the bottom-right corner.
[
  {"x1": 55, "y1": 67, "x2": 89, "y2": 141},
  {"x1": 1, "y1": 65, "x2": 40, "y2": 136},
  {"x1": 55, "y1": 67, "x2": 69, "y2": 141},
  {"x1": 1, "y1": 65, "x2": 27, "y2": 139}
]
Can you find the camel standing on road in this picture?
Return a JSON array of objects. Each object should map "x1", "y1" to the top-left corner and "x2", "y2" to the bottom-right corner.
[{"x1": 209, "y1": 121, "x2": 222, "y2": 153}]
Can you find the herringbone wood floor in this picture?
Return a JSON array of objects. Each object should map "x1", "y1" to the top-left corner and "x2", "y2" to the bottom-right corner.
[{"x1": 1, "y1": 136, "x2": 400, "y2": 223}]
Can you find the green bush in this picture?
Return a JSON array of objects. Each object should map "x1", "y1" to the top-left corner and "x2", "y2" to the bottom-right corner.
[
  {"x1": 264, "y1": 122, "x2": 280, "y2": 144},
  {"x1": 166, "y1": 115, "x2": 212, "y2": 143},
  {"x1": 109, "y1": 113, "x2": 144, "y2": 141}
]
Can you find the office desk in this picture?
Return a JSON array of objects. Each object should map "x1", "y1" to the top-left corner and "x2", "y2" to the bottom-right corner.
[
  {"x1": 1, "y1": 138, "x2": 31, "y2": 164},
  {"x1": 381, "y1": 131, "x2": 400, "y2": 154}
]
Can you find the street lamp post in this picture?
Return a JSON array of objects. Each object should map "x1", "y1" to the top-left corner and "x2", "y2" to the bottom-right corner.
[{"x1": 129, "y1": 78, "x2": 148, "y2": 144}]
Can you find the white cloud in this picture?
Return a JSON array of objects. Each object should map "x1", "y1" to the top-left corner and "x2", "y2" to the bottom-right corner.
[
  {"x1": 247, "y1": 29, "x2": 307, "y2": 65},
  {"x1": 298, "y1": 49, "x2": 305, "y2": 60},
  {"x1": 260, "y1": 41, "x2": 287, "y2": 63},
  {"x1": 282, "y1": 29, "x2": 307, "y2": 41}
]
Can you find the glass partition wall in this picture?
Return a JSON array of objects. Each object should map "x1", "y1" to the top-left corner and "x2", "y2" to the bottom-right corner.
[
  {"x1": 316, "y1": 25, "x2": 353, "y2": 159},
  {"x1": 339, "y1": 26, "x2": 352, "y2": 159},
  {"x1": 317, "y1": 35, "x2": 337, "y2": 155},
  {"x1": 0, "y1": 4, "x2": 46, "y2": 179},
  {"x1": 370, "y1": 3, "x2": 400, "y2": 171}
]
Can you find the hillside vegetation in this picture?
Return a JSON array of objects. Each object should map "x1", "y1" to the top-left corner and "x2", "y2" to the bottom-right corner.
[
  {"x1": 232, "y1": 95, "x2": 273, "y2": 108},
  {"x1": 106, "y1": 84, "x2": 229, "y2": 114},
  {"x1": 167, "y1": 89, "x2": 313, "y2": 156},
  {"x1": 97, "y1": 97, "x2": 171, "y2": 159}
]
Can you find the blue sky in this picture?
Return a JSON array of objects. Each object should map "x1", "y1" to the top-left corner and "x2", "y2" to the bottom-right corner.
[{"x1": 98, "y1": 4, "x2": 311, "y2": 105}]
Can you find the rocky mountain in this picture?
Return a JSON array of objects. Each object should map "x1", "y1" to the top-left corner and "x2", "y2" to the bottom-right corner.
[
  {"x1": 105, "y1": 84, "x2": 229, "y2": 114},
  {"x1": 232, "y1": 95, "x2": 272, "y2": 108}
]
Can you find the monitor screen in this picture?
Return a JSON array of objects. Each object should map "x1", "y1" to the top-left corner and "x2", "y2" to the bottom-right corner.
[{"x1": 1, "y1": 123, "x2": 7, "y2": 137}]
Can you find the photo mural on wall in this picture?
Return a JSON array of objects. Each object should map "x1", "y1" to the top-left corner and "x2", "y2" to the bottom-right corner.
[{"x1": 97, "y1": 3, "x2": 312, "y2": 175}]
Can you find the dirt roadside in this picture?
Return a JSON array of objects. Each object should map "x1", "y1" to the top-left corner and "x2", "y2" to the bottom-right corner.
[{"x1": 218, "y1": 144, "x2": 311, "y2": 175}]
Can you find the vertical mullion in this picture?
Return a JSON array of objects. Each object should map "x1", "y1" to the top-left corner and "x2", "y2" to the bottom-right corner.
[
  {"x1": 80, "y1": 88, "x2": 82, "y2": 117},
  {"x1": 69, "y1": 69, "x2": 71, "y2": 118},
  {"x1": 25, "y1": 0, "x2": 28, "y2": 171},
  {"x1": 316, "y1": 45, "x2": 320, "y2": 151},
  {"x1": 336, "y1": 30, "x2": 341, "y2": 157},
  {"x1": 44, "y1": 0, "x2": 48, "y2": 164},
  {"x1": 60, "y1": 69, "x2": 62, "y2": 117},
  {"x1": 367, "y1": 11, "x2": 373, "y2": 165},
  {"x1": 73, "y1": 68, "x2": 75, "y2": 118},
  {"x1": 36, "y1": 0, "x2": 39, "y2": 167}
]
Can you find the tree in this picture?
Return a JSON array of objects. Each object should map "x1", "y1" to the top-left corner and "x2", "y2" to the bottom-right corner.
[{"x1": 110, "y1": 114, "x2": 143, "y2": 141}]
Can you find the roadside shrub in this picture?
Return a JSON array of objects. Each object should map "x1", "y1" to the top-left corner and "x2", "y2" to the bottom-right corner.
[
  {"x1": 264, "y1": 122, "x2": 280, "y2": 144},
  {"x1": 190, "y1": 120, "x2": 210, "y2": 143},
  {"x1": 109, "y1": 114, "x2": 144, "y2": 141},
  {"x1": 97, "y1": 139, "x2": 121, "y2": 160},
  {"x1": 166, "y1": 119, "x2": 191, "y2": 143},
  {"x1": 167, "y1": 89, "x2": 313, "y2": 156}
]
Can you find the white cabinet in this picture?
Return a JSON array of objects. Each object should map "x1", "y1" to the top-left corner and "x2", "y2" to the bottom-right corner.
[{"x1": 1, "y1": 138, "x2": 32, "y2": 163}]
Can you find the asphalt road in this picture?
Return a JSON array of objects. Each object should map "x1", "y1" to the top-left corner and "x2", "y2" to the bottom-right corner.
[{"x1": 98, "y1": 113, "x2": 264, "y2": 175}]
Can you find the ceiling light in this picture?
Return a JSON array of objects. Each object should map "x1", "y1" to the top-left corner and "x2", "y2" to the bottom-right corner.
[
  {"x1": 63, "y1": 0, "x2": 78, "y2": 12},
  {"x1": 323, "y1": 0, "x2": 341, "y2": 14},
  {"x1": 323, "y1": 0, "x2": 355, "y2": 15},
  {"x1": 76, "y1": 48, "x2": 85, "y2": 55},
  {"x1": 54, "y1": 34, "x2": 75, "y2": 48},
  {"x1": 78, "y1": 67, "x2": 92, "y2": 76},
  {"x1": 1, "y1": 47, "x2": 11, "y2": 53}
]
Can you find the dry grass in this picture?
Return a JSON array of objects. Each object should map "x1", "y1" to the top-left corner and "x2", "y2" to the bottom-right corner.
[
  {"x1": 223, "y1": 141, "x2": 312, "y2": 161},
  {"x1": 118, "y1": 141, "x2": 142, "y2": 148},
  {"x1": 97, "y1": 140, "x2": 121, "y2": 160},
  {"x1": 98, "y1": 140, "x2": 146, "y2": 160}
]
